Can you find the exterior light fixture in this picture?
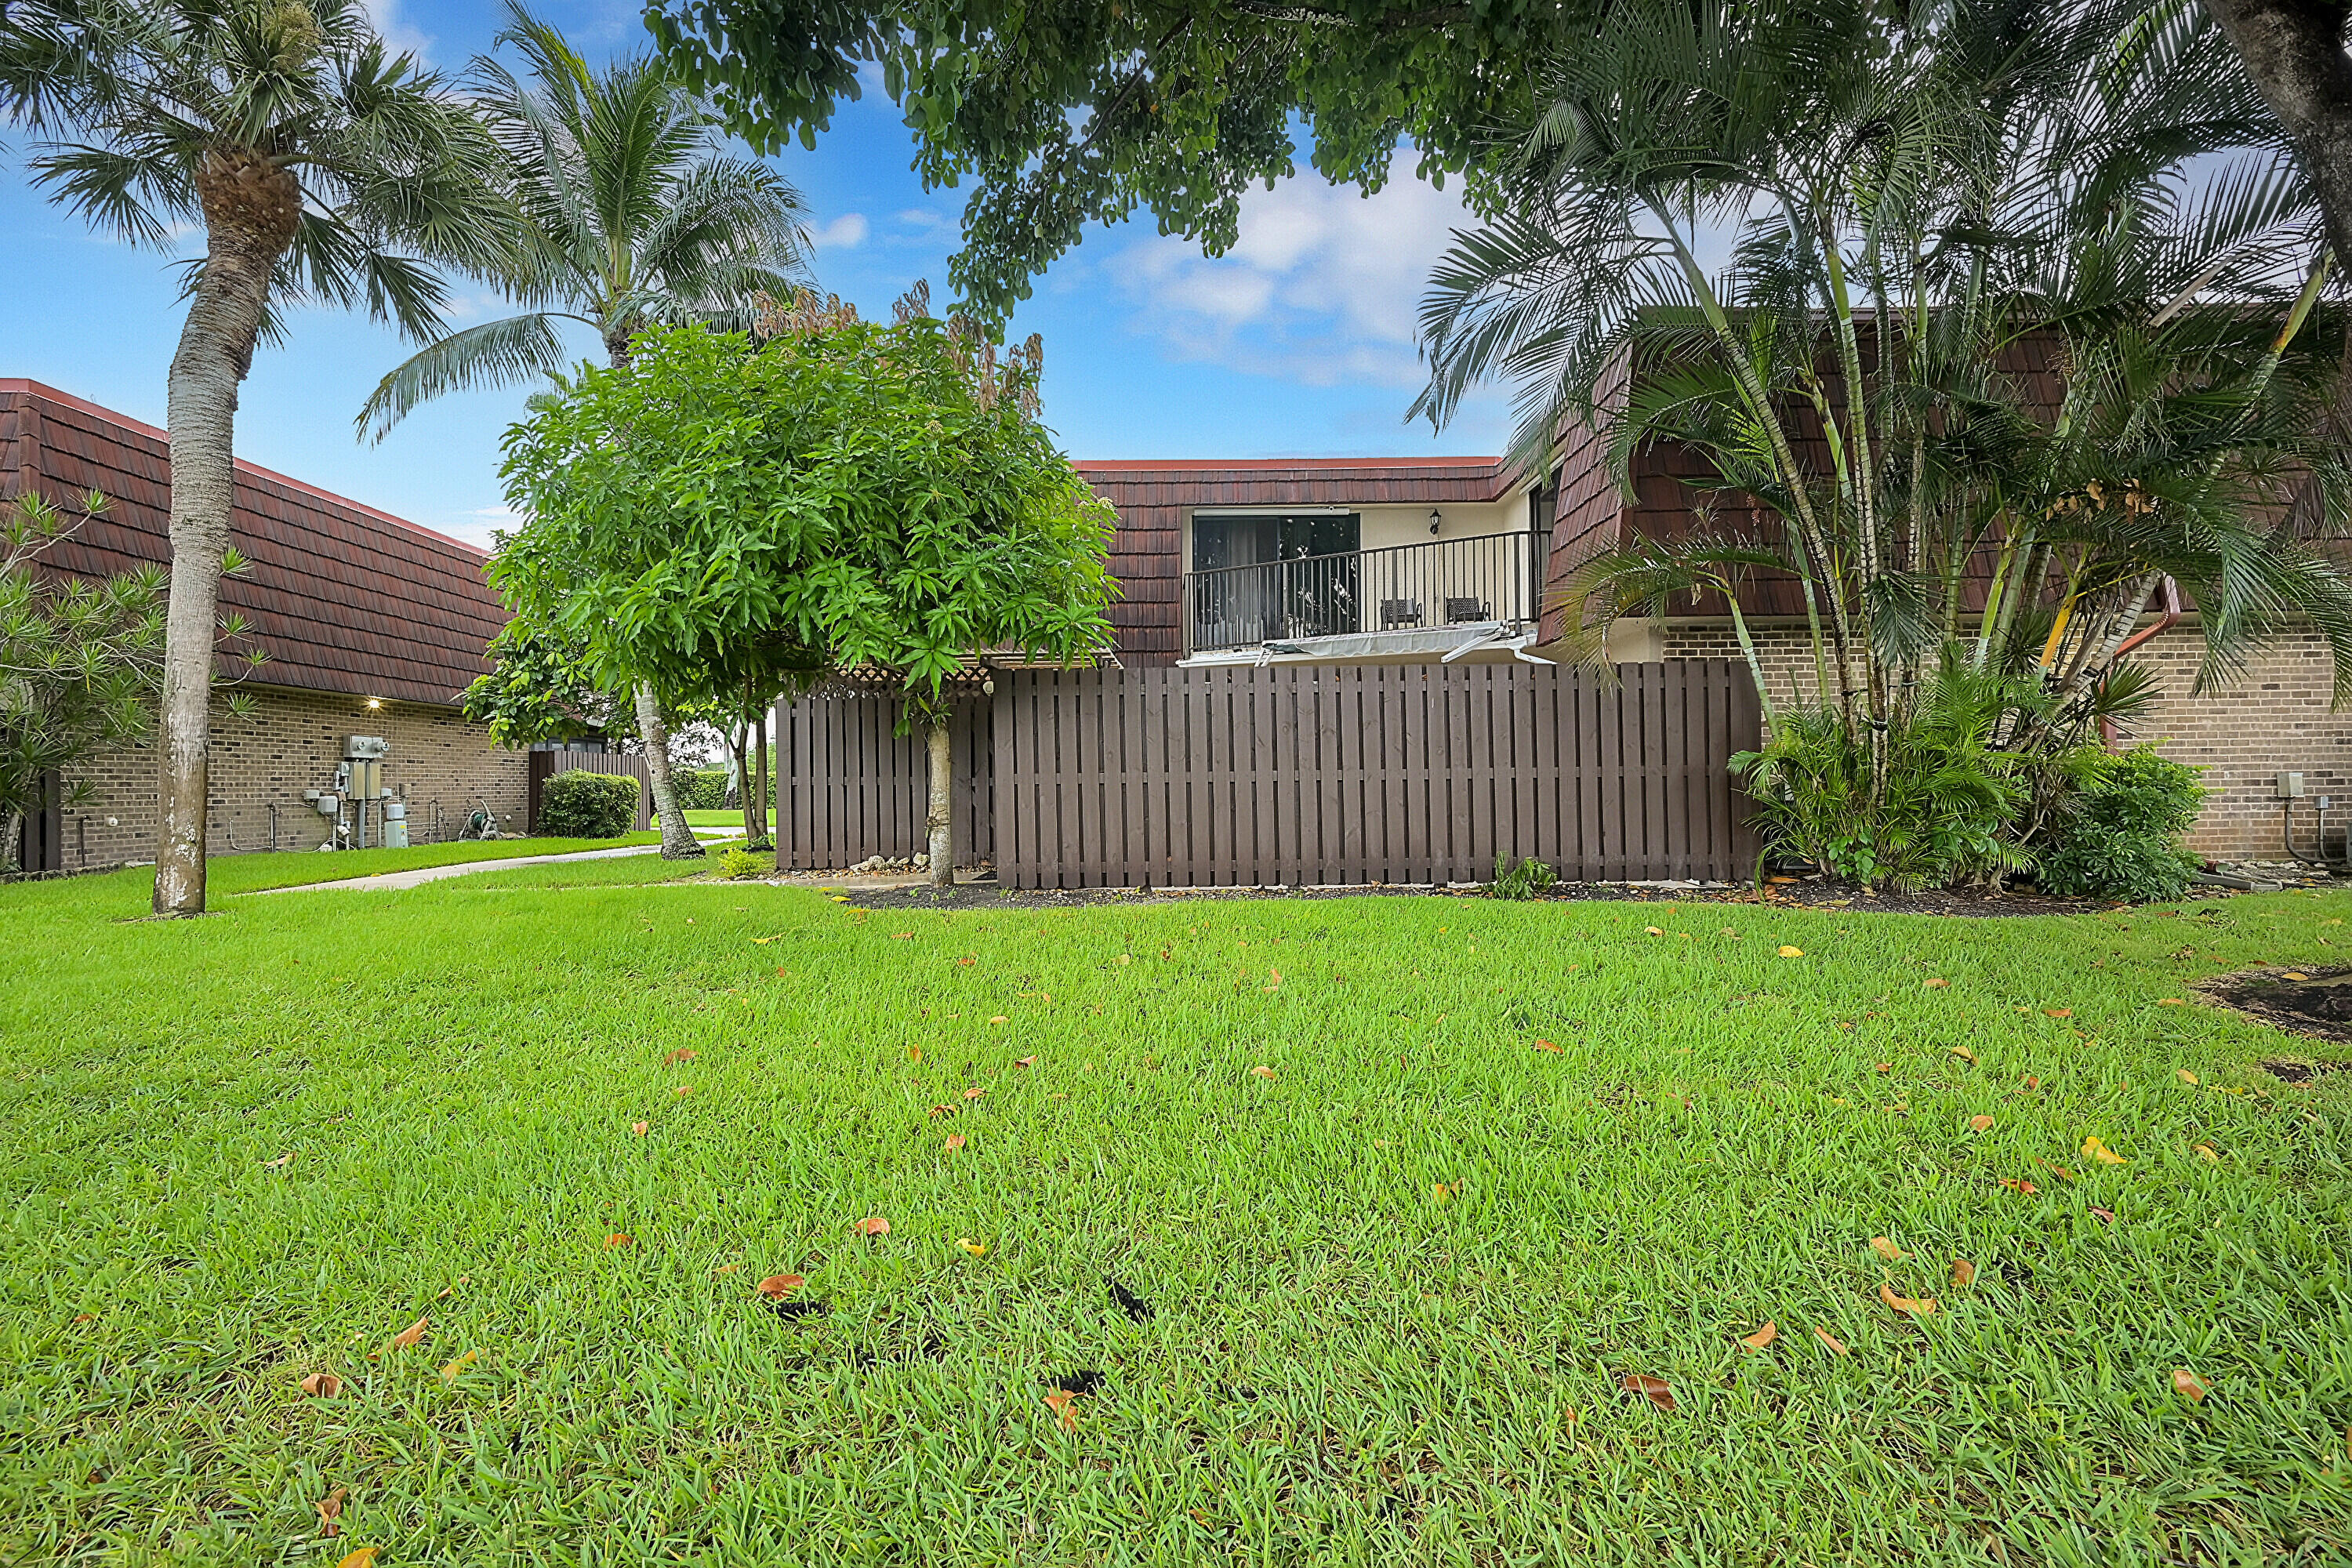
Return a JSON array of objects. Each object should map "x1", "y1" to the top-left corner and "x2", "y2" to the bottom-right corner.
[
  {"x1": 1428, "y1": 510, "x2": 1443, "y2": 535},
  {"x1": 365, "y1": 697, "x2": 382, "y2": 710}
]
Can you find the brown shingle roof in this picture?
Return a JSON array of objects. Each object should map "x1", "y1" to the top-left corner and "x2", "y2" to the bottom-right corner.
[{"x1": 1, "y1": 379, "x2": 506, "y2": 707}]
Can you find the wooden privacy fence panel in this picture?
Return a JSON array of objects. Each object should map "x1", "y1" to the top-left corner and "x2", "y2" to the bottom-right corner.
[
  {"x1": 528, "y1": 750, "x2": 652, "y2": 833},
  {"x1": 991, "y1": 662, "x2": 1759, "y2": 887},
  {"x1": 771, "y1": 662, "x2": 1758, "y2": 885},
  {"x1": 772, "y1": 694, "x2": 993, "y2": 870}
]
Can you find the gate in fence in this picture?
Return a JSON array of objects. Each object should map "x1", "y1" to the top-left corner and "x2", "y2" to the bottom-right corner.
[{"x1": 774, "y1": 661, "x2": 1759, "y2": 887}]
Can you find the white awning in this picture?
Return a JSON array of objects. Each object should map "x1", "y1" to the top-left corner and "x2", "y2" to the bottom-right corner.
[{"x1": 1178, "y1": 623, "x2": 1555, "y2": 668}]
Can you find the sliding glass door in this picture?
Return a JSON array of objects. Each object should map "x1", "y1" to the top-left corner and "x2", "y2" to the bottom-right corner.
[{"x1": 1189, "y1": 513, "x2": 1360, "y2": 648}]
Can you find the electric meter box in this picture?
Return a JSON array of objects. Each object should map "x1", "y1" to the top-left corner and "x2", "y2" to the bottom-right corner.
[{"x1": 343, "y1": 735, "x2": 389, "y2": 760}]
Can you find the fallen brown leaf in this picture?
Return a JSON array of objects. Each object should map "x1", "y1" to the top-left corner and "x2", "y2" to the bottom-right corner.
[
  {"x1": 1250, "y1": 1065, "x2": 1276, "y2": 1079},
  {"x1": 2172, "y1": 1367, "x2": 2209, "y2": 1403},
  {"x1": 713, "y1": 1263, "x2": 739, "y2": 1275},
  {"x1": 1922, "y1": 976, "x2": 1948, "y2": 989},
  {"x1": 1999, "y1": 1178, "x2": 2039, "y2": 1196},
  {"x1": 1620, "y1": 1372, "x2": 1677, "y2": 1411},
  {"x1": 1968, "y1": 1114, "x2": 1994, "y2": 1132},
  {"x1": 1044, "y1": 1387, "x2": 1080, "y2": 1430},
  {"x1": 387, "y1": 1316, "x2": 428, "y2": 1351},
  {"x1": 2044, "y1": 1007, "x2": 2073, "y2": 1018},
  {"x1": 337, "y1": 1548, "x2": 379, "y2": 1568},
  {"x1": 1533, "y1": 1039, "x2": 1563, "y2": 1054},
  {"x1": 1870, "y1": 1236, "x2": 1909, "y2": 1263},
  {"x1": 316, "y1": 1486, "x2": 346, "y2": 1537},
  {"x1": 1813, "y1": 1326, "x2": 1850, "y2": 1356},
  {"x1": 945, "y1": 1133, "x2": 966, "y2": 1150},
  {"x1": 438, "y1": 1350, "x2": 478, "y2": 1381},
  {"x1": 672, "y1": 1084, "x2": 693, "y2": 1098},
  {"x1": 2020, "y1": 1075, "x2": 2041, "y2": 1089},
  {"x1": 1014, "y1": 1056, "x2": 1037, "y2": 1069},
  {"x1": 2082, "y1": 1135, "x2": 2127, "y2": 1166},
  {"x1": 1949, "y1": 1045, "x2": 1976, "y2": 1062},
  {"x1": 757, "y1": 1273, "x2": 804, "y2": 1298},
  {"x1": 1878, "y1": 1283, "x2": 1938, "y2": 1316},
  {"x1": 2176, "y1": 1069, "x2": 2199, "y2": 1085},
  {"x1": 928, "y1": 1104, "x2": 956, "y2": 1117},
  {"x1": 630, "y1": 1120, "x2": 648, "y2": 1137},
  {"x1": 2158, "y1": 996, "x2": 2187, "y2": 1006},
  {"x1": 963, "y1": 1086, "x2": 986, "y2": 1101},
  {"x1": 261, "y1": 1152, "x2": 293, "y2": 1169},
  {"x1": 957, "y1": 1237, "x2": 986, "y2": 1257},
  {"x1": 853, "y1": 1217, "x2": 891, "y2": 1237},
  {"x1": 1950, "y1": 1258, "x2": 1976, "y2": 1287},
  {"x1": 2193, "y1": 1143, "x2": 2219, "y2": 1162},
  {"x1": 1874, "y1": 1062, "x2": 1893, "y2": 1074},
  {"x1": 662, "y1": 1048, "x2": 697, "y2": 1066},
  {"x1": 606, "y1": 1233, "x2": 632, "y2": 1248},
  {"x1": 988, "y1": 1014, "x2": 1008, "y2": 1025},
  {"x1": 1738, "y1": 1321, "x2": 1779, "y2": 1352},
  {"x1": 906, "y1": 1045, "x2": 922, "y2": 1062},
  {"x1": 1777, "y1": 946, "x2": 1804, "y2": 958},
  {"x1": 2089, "y1": 1206, "x2": 2117, "y2": 1224},
  {"x1": 1645, "y1": 926, "x2": 1664, "y2": 936},
  {"x1": 299, "y1": 1371, "x2": 343, "y2": 1399}
]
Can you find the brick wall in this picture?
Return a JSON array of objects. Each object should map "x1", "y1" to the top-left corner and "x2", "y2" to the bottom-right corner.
[
  {"x1": 58, "y1": 685, "x2": 529, "y2": 869},
  {"x1": 1651, "y1": 619, "x2": 2347, "y2": 860}
]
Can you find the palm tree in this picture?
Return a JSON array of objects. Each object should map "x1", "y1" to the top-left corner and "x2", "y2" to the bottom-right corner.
[
  {"x1": 1413, "y1": 0, "x2": 2352, "y2": 840},
  {"x1": 0, "y1": 0, "x2": 510, "y2": 914},
  {"x1": 359, "y1": 4, "x2": 811, "y2": 859}
]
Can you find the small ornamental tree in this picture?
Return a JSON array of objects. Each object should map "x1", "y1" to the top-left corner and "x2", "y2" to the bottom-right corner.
[
  {"x1": 0, "y1": 490, "x2": 260, "y2": 871},
  {"x1": 493, "y1": 292, "x2": 1116, "y2": 887}
]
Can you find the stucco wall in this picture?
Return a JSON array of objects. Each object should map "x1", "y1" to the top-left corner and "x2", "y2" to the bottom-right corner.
[
  {"x1": 1647, "y1": 619, "x2": 2346, "y2": 862},
  {"x1": 57, "y1": 685, "x2": 529, "y2": 870}
]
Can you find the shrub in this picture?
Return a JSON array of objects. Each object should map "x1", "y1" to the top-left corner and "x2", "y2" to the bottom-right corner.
[
  {"x1": 538, "y1": 768, "x2": 638, "y2": 838},
  {"x1": 674, "y1": 768, "x2": 731, "y2": 811},
  {"x1": 2034, "y1": 748, "x2": 2206, "y2": 902},
  {"x1": 718, "y1": 845, "x2": 768, "y2": 880},
  {"x1": 1488, "y1": 855, "x2": 1558, "y2": 899},
  {"x1": 1733, "y1": 655, "x2": 2031, "y2": 891}
]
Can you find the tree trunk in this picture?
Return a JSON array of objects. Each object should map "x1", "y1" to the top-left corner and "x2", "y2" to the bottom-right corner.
[
  {"x1": 2205, "y1": 0, "x2": 2352, "y2": 269},
  {"x1": 737, "y1": 689, "x2": 761, "y2": 846},
  {"x1": 754, "y1": 706, "x2": 771, "y2": 846},
  {"x1": 153, "y1": 151, "x2": 302, "y2": 916},
  {"x1": 635, "y1": 684, "x2": 704, "y2": 858},
  {"x1": 1, "y1": 806, "x2": 22, "y2": 876},
  {"x1": 927, "y1": 713, "x2": 953, "y2": 889}
]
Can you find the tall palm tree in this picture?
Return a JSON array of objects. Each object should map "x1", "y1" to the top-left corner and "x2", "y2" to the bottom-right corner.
[
  {"x1": 0, "y1": 0, "x2": 510, "y2": 915},
  {"x1": 360, "y1": 4, "x2": 811, "y2": 859}
]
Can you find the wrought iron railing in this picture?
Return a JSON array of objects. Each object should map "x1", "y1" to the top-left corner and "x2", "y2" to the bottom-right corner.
[{"x1": 1184, "y1": 530, "x2": 1543, "y2": 656}]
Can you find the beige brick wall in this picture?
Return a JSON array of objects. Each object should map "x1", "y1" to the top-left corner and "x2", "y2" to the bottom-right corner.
[
  {"x1": 1649, "y1": 619, "x2": 2347, "y2": 861},
  {"x1": 58, "y1": 684, "x2": 529, "y2": 870}
]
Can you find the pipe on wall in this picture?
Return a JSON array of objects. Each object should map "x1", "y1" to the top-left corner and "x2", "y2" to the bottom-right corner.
[{"x1": 2100, "y1": 575, "x2": 2183, "y2": 751}]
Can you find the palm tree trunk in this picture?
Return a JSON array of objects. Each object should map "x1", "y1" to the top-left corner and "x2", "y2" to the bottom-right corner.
[
  {"x1": 738, "y1": 684, "x2": 761, "y2": 846},
  {"x1": 754, "y1": 706, "x2": 771, "y2": 845},
  {"x1": 1, "y1": 806, "x2": 23, "y2": 876},
  {"x1": 634, "y1": 684, "x2": 703, "y2": 858},
  {"x1": 927, "y1": 713, "x2": 953, "y2": 890},
  {"x1": 154, "y1": 157, "x2": 298, "y2": 916}
]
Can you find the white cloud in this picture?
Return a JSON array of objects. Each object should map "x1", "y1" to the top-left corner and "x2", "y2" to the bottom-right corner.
[
  {"x1": 1109, "y1": 154, "x2": 1474, "y2": 390},
  {"x1": 810, "y1": 212, "x2": 870, "y2": 250},
  {"x1": 359, "y1": 0, "x2": 434, "y2": 63}
]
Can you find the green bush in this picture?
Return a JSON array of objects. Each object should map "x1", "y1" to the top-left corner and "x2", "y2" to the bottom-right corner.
[
  {"x1": 717, "y1": 845, "x2": 768, "y2": 880},
  {"x1": 538, "y1": 768, "x2": 638, "y2": 838},
  {"x1": 2034, "y1": 748, "x2": 2206, "y2": 902},
  {"x1": 1488, "y1": 855, "x2": 1558, "y2": 899},
  {"x1": 674, "y1": 768, "x2": 731, "y2": 811},
  {"x1": 1733, "y1": 655, "x2": 2031, "y2": 891}
]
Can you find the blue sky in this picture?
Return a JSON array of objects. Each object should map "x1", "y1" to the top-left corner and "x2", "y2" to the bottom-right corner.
[{"x1": 0, "y1": 0, "x2": 1509, "y2": 550}]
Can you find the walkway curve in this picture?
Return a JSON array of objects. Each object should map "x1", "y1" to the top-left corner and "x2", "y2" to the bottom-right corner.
[{"x1": 250, "y1": 833, "x2": 745, "y2": 895}]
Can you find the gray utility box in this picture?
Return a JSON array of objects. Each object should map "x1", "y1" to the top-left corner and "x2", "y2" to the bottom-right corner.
[{"x1": 343, "y1": 735, "x2": 389, "y2": 760}]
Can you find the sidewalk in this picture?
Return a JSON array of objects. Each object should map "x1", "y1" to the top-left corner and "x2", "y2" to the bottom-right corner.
[{"x1": 252, "y1": 830, "x2": 745, "y2": 894}]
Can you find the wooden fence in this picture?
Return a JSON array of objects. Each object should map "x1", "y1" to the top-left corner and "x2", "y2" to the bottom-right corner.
[
  {"x1": 773, "y1": 662, "x2": 1759, "y2": 886},
  {"x1": 527, "y1": 750, "x2": 652, "y2": 833}
]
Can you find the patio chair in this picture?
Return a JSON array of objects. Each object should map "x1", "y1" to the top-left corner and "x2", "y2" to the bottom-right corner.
[
  {"x1": 1443, "y1": 597, "x2": 1492, "y2": 624},
  {"x1": 1380, "y1": 599, "x2": 1425, "y2": 630}
]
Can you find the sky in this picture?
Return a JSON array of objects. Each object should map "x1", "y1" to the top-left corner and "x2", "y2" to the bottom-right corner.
[{"x1": 0, "y1": 0, "x2": 1511, "y2": 551}]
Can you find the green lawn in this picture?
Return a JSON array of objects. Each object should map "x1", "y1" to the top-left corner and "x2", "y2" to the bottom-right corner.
[{"x1": 5, "y1": 866, "x2": 2350, "y2": 1563}]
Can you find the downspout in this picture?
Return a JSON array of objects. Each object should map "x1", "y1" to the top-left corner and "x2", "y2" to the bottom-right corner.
[{"x1": 2099, "y1": 575, "x2": 2182, "y2": 751}]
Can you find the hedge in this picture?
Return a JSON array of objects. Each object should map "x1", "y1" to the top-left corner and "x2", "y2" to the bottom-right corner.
[{"x1": 538, "y1": 769, "x2": 639, "y2": 838}]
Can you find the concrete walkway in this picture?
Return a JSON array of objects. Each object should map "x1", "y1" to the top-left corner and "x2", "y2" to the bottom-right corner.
[{"x1": 253, "y1": 831, "x2": 746, "y2": 894}]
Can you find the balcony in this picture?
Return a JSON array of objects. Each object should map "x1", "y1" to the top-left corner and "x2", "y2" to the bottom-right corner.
[{"x1": 1183, "y1": 530, "x2": 1544, "y2": 659}]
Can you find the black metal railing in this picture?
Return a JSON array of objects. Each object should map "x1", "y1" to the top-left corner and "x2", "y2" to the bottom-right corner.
[{"x1": 1184, "y1": 530, "x2": 1542, "y2": 656}]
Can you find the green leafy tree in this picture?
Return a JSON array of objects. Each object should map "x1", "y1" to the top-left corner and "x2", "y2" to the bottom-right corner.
[
  {"x1": 0, "y1": 0, "x2": 510, "y2": 913},
  {"x1": 0, "y1": 490, "x2": 261, "y2": 873},
  {"x1": 644, "y1": 0, "x2": 1610, "y2": 320},
  {"x1": 358, "y1": 2, "x2": 811, "y2": 858},
  {"x1": 493, "y1": 296, "x2": 1116, "y2": 887},
  {"x1": 459, "y1": 622, "x2": 638, "y2": 748}
]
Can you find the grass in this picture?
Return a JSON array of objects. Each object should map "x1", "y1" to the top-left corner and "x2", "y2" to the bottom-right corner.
[
  {"x1": 151, "y1": 833, "x2": 665, "y2": 898},
  {"x1": 4, "y1": 866, "x2": 2351, "y2": 1564}
]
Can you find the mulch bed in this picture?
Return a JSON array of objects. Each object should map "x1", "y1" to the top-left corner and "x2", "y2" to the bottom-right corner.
[
  {"x1": 796, "y1": 874, "x2": 2111, "y2": 916},
  {"x1": 2201, "y1": 966, "x2": 2352, "y2": 1055}
]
